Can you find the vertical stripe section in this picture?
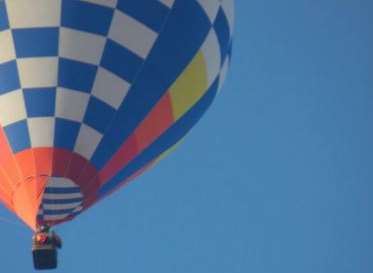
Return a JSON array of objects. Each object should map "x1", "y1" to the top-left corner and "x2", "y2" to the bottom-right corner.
[
  {"x1": 91, "y1": 0, "x2": 211, "y2": 168},
  {"x1": 99, "y1": 78, "x2": 220, "y2": 196}
]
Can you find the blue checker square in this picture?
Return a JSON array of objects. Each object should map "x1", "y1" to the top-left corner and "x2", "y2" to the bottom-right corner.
[
  {"x1": 101, "y1": 40, "x2": 143, "y2": 82},
  {"x1": 12, "y1": 28, "x2": 59, "y2": 58},
  {"x1": 61, "y1": 0, "x2": 114, "y2": 35},
  {"x1": 117, "y1": 0, "x2": 169, "y2": 32},
  {"x1": 23, "y1": 88, "x2": 56, "y2": 117},
  {"x1": 0, "y1": 2, "x2": 9, "y2": 31},
  {"x1": 0, "y1": 61, "x2": 21, "y2": 94},
  {"x1": 83, "y1": 97, "x2": 116, "y2": 133},
  {"x1": 4, "y1": 120, "x2": 31, "y2": 153},
  {"x1": 214, "y1": 8, "x2": 231, "y2": 61},
  {"x1": 58, "y1": 58, "x2": 97, "y2": 93},
  {"x1": 54, "y1": 118, "x2": 80, "y2": 150}
]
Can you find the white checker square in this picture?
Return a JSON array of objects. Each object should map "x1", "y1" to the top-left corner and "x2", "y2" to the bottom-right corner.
[
  {"x1": 74, "y1": 124, "x2": 102, "y2": 159},
  {"x1": 0, "y1": 90, "x2": 27, "y2": 127},
  {"x1": 55, "y1": 88, "x2": 90, "y2": 122},
  {"x1": 202, "y1": 29, "x2": 221, "y2": 86},
  {"x1": 221, "y1": 0, "x2": 235, "y2": 34},
  {"x1": 0, "y1": 30, "x2": 16, "y2": 64},
  {"x1": 218, "y1": 56, "x2": 230, "y2": 92},
  {"x1": 81, "y1": 0, "x2": 118, "y2": 8},
  {"x1": 109, "y1": 10, "x2": 157, "y2": 59},
  {"x1": 158, "y1": 0, "x2": 175, "y2": 8},
  {"x1": 6, "y1": 0, "x2": 62, "y2": 28},
  {"x1": 92, "y1": 67, "x2": 130, "y2": 109},
  {"x1": 196, "y1": 0, "x2": 220, "y2": 23},
  {"x1": 27, "y1": 117, "x2": 55, "y2": 147},
  {"x1": 17, "y1": 57, "x2": 58, "y2": 88},
  {"x1": 59, "y1": 27, "x2": 107, "y2": 65}
]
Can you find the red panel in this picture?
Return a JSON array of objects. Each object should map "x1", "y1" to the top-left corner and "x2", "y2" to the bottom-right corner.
[
  {"x1": 134, "y1": 93, "x2": 174, "y2": 151},
  {"x1": 76, "y1": 162, "x2": 100, "y2": 195},
  {"x1": 99, "y1": 93, "x2": 174, "y2": 185},
  {"x1": 65, "y1": 153, "x2": 87, "y2": 181},
  {"x1": 52, "y1": 148, "x2": 73, "y2": 176},
  {"x1": 98, "y1": 135, "x2": 138, "y2": 184}
]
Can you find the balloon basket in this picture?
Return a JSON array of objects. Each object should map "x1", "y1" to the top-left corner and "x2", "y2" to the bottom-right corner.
[{"x1": 32, "y1": 247, "x2": 58, "y2": 270}]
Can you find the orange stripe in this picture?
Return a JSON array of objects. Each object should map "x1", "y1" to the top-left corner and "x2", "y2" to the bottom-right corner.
[
  {"x1": 99, "y1": 93, "x2": 174, "y2": 185},
  {"x1": 98, "y1": 135, "x2": 138, "y2": 184},
  {"x1": 13, "y1": 180, "x2": 37, "y2": 230},
  {"x1": 0, "y1": 167, "x2": 14, "y2": 197},
  {"x1": 33, "y1": 148, "x2": 54, "y2": 176},
  {"x1": 134, "y1": 93, "x2": 174, "y2": 151},
  {"x1": 15, "y1": 149, "x2": 36, "y2": 180},
  {"x1": 33, "y1": 175, "x2": 49, "y2": 211},
  {"x1": 0, "y1": 127, "x2": 22, "y2": 188},
  {"x1": 0, "y1": 194, "x2": 14, "y2": 212},
  {"x1": 0, "y1": 169, "x2": 14, "y2": 212}
]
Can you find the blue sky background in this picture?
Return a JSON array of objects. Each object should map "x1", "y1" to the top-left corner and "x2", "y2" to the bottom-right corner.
[{"x1": 1, "y1": 1, "x2": 373, "y2": 272}]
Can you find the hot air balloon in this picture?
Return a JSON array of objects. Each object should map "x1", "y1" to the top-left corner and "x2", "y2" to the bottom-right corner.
[{"x1": 0, "y1": 0, "x2": 234, "y2": 268}]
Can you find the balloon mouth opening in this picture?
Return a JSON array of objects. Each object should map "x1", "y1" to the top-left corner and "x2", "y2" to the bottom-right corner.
[{"x1": 37, "y1": 177, "x2": 84, "y2": 225}]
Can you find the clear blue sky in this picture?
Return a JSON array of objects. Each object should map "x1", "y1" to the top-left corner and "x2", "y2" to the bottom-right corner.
[{"x1": 1, "y1": 1, "x2": 373, "y2": 272}]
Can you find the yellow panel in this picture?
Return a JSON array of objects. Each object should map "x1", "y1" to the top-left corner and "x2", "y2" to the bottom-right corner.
[{"x1": 169, "y1": 51, "x2": 208, "y2": 120}]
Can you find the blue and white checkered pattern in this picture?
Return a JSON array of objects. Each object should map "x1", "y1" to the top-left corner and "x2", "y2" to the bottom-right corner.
[
  {"x1": 37, "y1": 177, "x2": 84, "y2": 221},
  {"x1": 197, "y1": 0, "x2": 234, "y2": 90},
  {"x1": 0, "y1": 0, "x2": 173, "y2": 157},
  {"x1": 0, "y1": 0, "x2": 234, "y2": 165}
]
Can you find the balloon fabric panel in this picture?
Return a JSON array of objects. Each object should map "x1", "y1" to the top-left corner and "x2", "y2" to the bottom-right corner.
[{"x1": 0, "y1": 0, "x2": 234, "y2": 229}]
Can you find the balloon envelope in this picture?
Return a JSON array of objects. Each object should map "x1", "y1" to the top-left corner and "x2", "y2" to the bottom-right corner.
[{"x1": 0, "y1": 0, "x2": 234, "y2": 229}]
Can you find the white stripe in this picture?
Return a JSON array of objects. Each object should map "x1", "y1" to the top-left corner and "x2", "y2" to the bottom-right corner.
[
  {"x1": 218, "y1": 56, "x2": 230, "y2": 92},
  {"x1": 47, "y1": 177, "x2": 79, "y2": 188},
  {"x1": 43, "y1": 214, "x2": 69, "y2": 221},
  {"x1": 43, "y1": 202, "x2": 82, "y2": 211},
  {"x1": 43, "y1": 192, "x2": 83, "y2": 200}
]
